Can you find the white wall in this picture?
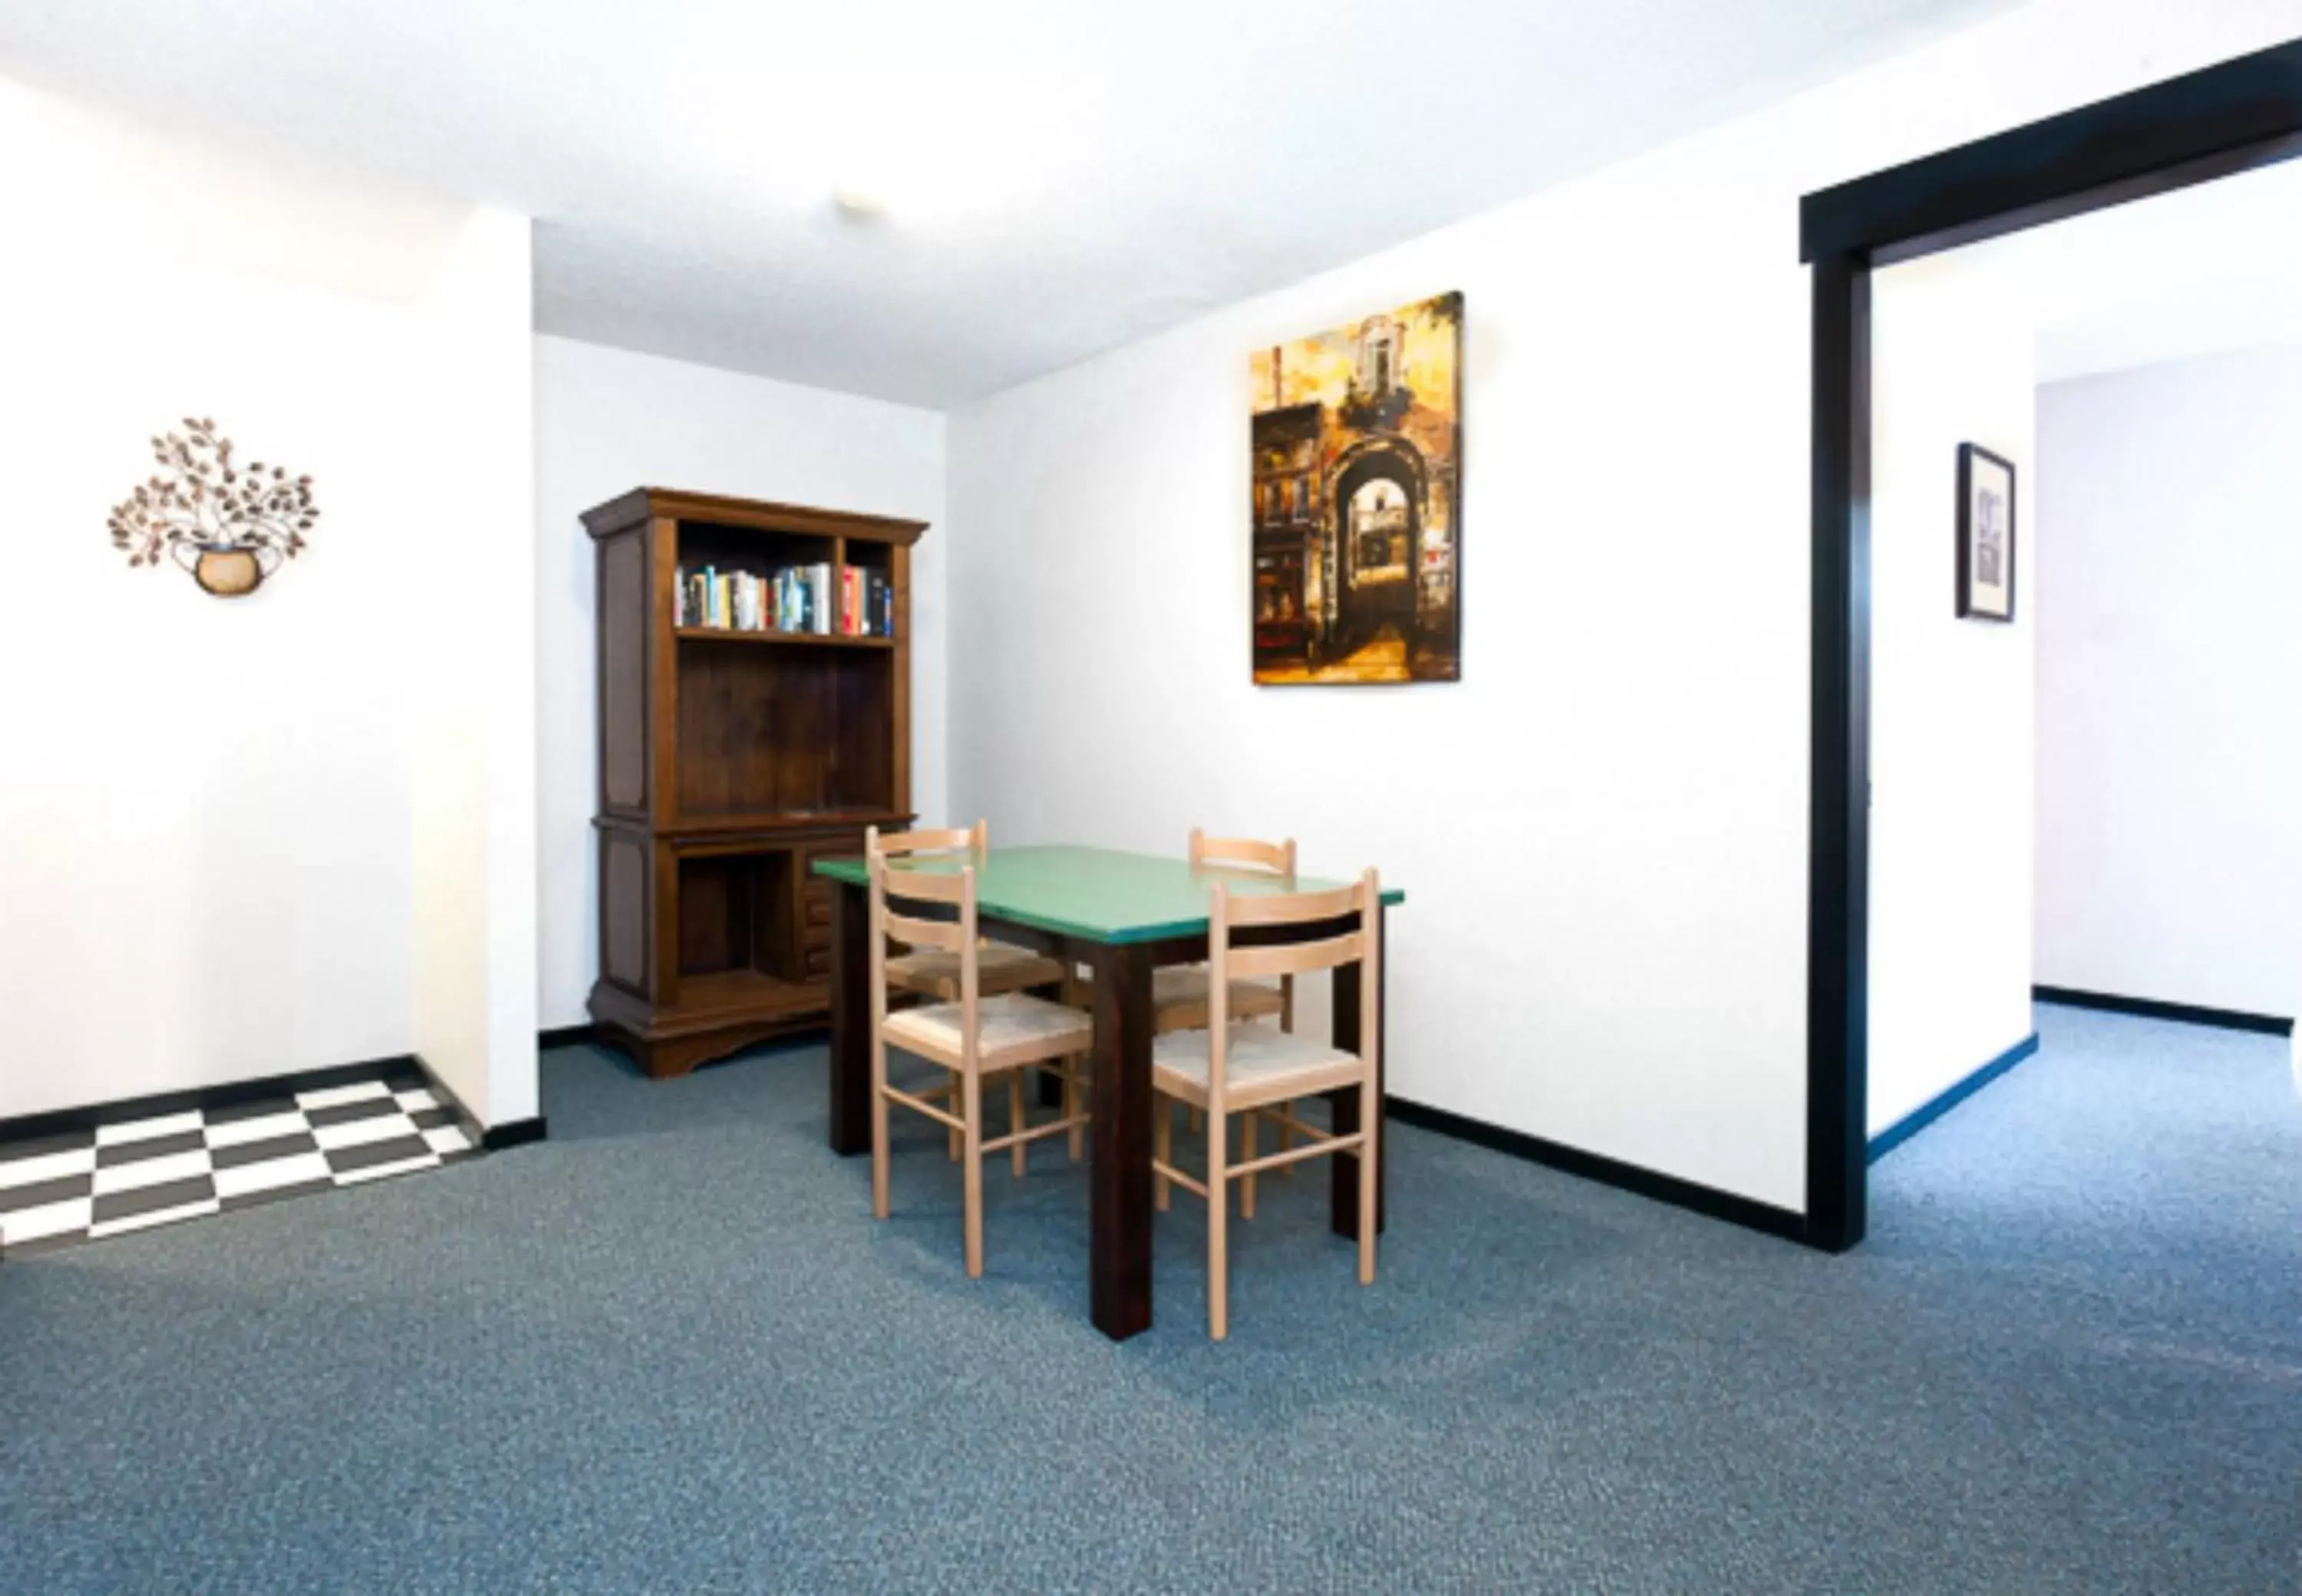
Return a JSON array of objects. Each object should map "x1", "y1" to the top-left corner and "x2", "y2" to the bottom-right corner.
[
  {"x1": 1866, "y1": 257, "x2": 2038, "y2": 1136},
  {"x1": 533, "y1": 337, "x2": 948, "y2": 1030},
  {"x1": 2036, "y1": 345, "x2": 2302, "y2": 1020},
  {"x1": 414, "y1": 211, "x2": 542, "y2": 1129},
  {"x1": 945, "y1": 0, "x2": 2302, "y2": 1211},
  {"x1": 0, "y1": 81, "x2": 536, "y2": 1125}
]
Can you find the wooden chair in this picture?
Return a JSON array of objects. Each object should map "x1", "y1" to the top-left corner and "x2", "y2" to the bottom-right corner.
[
  {"x1": 1149, "y1": 870, "x2": 1381, "y2": 1340},
  {"x1": 876, "y1": 822, "x2": 1067, "y2": 1002},
  {"x1": 869, "y1": 848, "x2": 1092, "y2": 1278},
  {"x1": 1155, "y1": 829, "x2": 1296, "y2": 1031},
  {"x1": 1163, "y1": 830, "x2": 1296, "y2": 1159},
  {"x1": 870, "y1": 823, "x2": 1080, "y2": 1164}
]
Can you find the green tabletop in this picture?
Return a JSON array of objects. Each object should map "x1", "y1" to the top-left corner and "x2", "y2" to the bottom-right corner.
[{"x1": 811, "y1": 844, "x2": 1404, "y2": 945}]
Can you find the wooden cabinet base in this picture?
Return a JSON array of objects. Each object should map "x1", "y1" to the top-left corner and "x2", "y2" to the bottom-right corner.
[{"x1": 589, "y1": 981, "x2": 829, "y2": 1080}]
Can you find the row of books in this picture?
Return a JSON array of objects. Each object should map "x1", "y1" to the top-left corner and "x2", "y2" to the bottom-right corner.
[{"x1": 677, "y1": 563, "x2": 895, "y2": 638}]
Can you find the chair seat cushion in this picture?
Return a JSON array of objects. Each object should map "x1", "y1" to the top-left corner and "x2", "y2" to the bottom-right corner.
[
  {"x1": 1152, "y1": 1023, "x2": 1357, "y2": 1097},
  {"x1": 886, "y1": 992, "x2": 1091, "y2": 1064},
  {"x1": 1153, "y1": 965, "x2": 1285, "y2": 1019},
  {"x1": 886, "y1": 942, "x2": 1066, "y2": 999}
]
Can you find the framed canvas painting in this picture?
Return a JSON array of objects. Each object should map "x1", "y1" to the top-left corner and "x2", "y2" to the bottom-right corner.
[
  {"x1": 1957, "y1": 442, "x2": 2017, "y2": 622},
  {"x1": 1248, "y1": 292, "x2": 1461, "y2": 684}
]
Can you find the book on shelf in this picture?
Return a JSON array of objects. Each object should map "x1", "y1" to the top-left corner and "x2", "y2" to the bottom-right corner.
[{"x1": 674, "y1": 563, "x2": 897, "y2": 639}]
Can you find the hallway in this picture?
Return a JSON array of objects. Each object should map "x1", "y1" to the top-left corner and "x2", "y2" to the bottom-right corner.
[{"x1": 1871, "y1": 1001, "x2": 2302, "y2": 1401}]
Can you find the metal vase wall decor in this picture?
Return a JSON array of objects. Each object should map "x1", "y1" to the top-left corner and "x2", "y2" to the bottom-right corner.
[{"x1": 109, "y1": 418, "x2": 318, "y2": 597}]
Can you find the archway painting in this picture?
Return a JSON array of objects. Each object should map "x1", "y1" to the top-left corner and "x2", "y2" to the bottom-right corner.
[{"x1": 1249, "y1": 291, "x2": 1460, "y2": 684}]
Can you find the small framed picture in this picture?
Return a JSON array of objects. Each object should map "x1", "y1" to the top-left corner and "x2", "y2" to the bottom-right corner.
[{"x1": 1957, "y1": 443, "x2": 2017, "y2": 622}]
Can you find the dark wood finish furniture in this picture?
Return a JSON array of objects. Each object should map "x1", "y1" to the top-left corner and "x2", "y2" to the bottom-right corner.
[
  {"x1": 816, "y1": 844, "x2": 1399, "y2": 1341},
  {"x1": 585, "y1": 488, "x2": 926, "y2": 1077}
]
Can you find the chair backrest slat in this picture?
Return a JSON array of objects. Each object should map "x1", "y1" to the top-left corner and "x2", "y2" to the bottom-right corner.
[
  {"x1": 1224, "y1": 930, "x2": 1364, "y2": 982},
  {"x1": 1190, "y1": 827, "x2": 1296, "y2": 876},
  {"x1": 1222, "y1": 879, "x2": 1359, "y2": 927},
  {"x1": 882, "y1": 905, "x2": 967, "y2": 954},
  {"x1": 878, "y1": 822, "x2": 985, "y2": 859},
  {"x1": 879, "y1": 866, "x2": 968, "y2": 907}
]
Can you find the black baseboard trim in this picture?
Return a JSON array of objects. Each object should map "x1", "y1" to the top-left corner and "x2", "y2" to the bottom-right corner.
[
  {"x1": 2033, "y1": 985, "x2": 2292, "y2": 1037},
  {"x1": 1868, "y1": 1031, "x2": 2039, "y2": 1163},
  {"x1": 0, "y1": 1054, "x2": 425, "y2": 1148},
  {"x1": 482, "y1": 1116, "x2": 549, "y2": 1151},
  {"x1": 1385, "y1": 1096, "x2": 1807, "y2": 1244},
  {"x1": 538, "y1": 1024, "x2": 598, "y2": 1051},
  {"x1": 404, "y1": 1057, "x2": 546, "y2": 1152},
  {"x1": 406, "y1": 1054, "x2": 486, "y2": 1144}
]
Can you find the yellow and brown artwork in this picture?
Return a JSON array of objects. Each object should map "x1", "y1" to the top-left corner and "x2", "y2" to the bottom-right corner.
[{"x1": 1250, "y1": 292, "x2": 1461, "y2": 684}]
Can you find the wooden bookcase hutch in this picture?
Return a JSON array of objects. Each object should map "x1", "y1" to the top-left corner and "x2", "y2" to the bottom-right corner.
[{"x1": 583, "y1": 488, "x2": 925, "y2": 1077}]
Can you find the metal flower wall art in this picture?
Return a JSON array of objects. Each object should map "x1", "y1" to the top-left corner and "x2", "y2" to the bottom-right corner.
[{"x1": 110, "y1": 417, "x2": 318, "y2": 597}]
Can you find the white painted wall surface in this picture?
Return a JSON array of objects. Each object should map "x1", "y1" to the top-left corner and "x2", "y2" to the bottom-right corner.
[
  {"x1": 2035, "y1": 345, "x2": 2302, "y2": 1021},
  {"x1": 945, "y1": 0, "x2": 2302, "y2": 1210},
  {"x1": 532, "y1": 338, "x2": 948, "y2": 1030},
  {"x1": 0, "y1": 82, "x2": 533, "y2": 1123},
  {"x1": 413, "y1": 209, "x2": 541, "y2": 1129},
  {"x1": 1867, "y1": 257, "x2": 2037, "y2": 1137}
]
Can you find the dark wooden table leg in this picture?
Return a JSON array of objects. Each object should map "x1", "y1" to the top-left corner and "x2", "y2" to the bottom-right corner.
[
  {"x1": 1329, "y1": 903, "x2": 1388, "y2": 1236},
  {"x1": 1031, "y1": 978, "x2": 1067, "y2": 1107},
  {"x1": 827, "y1": 879, "x2": 871, "y2": 1156},
  {"x1": 1090, "y1": 942, "x2": 1154, "y2": 1340}
]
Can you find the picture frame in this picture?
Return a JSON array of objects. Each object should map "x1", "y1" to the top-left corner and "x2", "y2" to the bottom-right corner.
[
  {"x1": 1249, "y1": 292, "x2": 1463, "y2": 684},
  {"x1": 1956, "y1": 442, "x2": 2017, "y2": 622}
]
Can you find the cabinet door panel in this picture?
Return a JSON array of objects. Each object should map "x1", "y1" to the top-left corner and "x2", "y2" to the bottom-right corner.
[{"x1": 602, "y1": 829, "x2": 653, "y2": 995}]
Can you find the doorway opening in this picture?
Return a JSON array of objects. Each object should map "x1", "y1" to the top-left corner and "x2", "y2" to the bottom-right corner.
[{"x1": 1799, "y1": 41, "x2": 2302, "y2": 1251}]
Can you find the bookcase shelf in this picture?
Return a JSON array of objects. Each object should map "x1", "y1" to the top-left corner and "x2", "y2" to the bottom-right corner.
[
  {"x1": 582, "y1": 486, "x2": 926, "y2": 1078},
  {"x1": 602, "y1": 807, "x2": 912, "y2": 839},
  {"x1": 674, "y1": 626, "x2": 896, "y2": 650}
]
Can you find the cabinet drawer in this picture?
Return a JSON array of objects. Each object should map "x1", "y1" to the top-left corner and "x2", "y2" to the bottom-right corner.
[
  {"x1": 805, "y1": 895, "x2": 833, "y2": 931},
  {"x1": 805, "y1": 944, "x2": 833, "y2": 979}
]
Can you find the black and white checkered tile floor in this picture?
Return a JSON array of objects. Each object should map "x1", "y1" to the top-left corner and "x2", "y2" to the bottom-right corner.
[{"x1": 0, "y1": 1069, "x2": 479, "y2": 1257}]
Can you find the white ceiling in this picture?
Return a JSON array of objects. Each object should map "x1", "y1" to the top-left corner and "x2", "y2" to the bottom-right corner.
[{"x1": 2, "y1": 0, "x2": 2023, "y2": 407}]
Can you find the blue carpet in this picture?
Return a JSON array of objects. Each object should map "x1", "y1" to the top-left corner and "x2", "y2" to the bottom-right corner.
[{"x1": 2, "y1": 1005, "x2": 2297, "y2": 1591}]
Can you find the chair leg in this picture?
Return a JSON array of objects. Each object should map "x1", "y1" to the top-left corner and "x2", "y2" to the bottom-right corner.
[
  {"x1": 1207, "y1": 1106, "x2": 1229, "y2": 1340},
  {"x1": 1357, "y1": 1076, "x2": 1377, "y2": 1287},
  {"x1": 1008, "y1": 1070, "x2": 1028, "y2": 1179},
  {"x1": 1065, "y1": 1059, "x2": 1083, "y2": 1162},
  {"x1": 1279, "y1": 981, "x2": 1297, "y2": 1177},
  {"x1": 1188, "y1": 1105, "x2": 1204, "y2": 1134},
  {"x1": 1240, "y1": 1109, "x2": 1258, "y2": 1221},
  {"x1": 870, "y1": 1030, "x2": 891, "y2": 1220},
  {"x1": 1155, "y1": 1096, "x2": 1172, "y2": 1212},
  {"x1": 962, "y1": 1067, "x2": 985, "y2": 1278}
]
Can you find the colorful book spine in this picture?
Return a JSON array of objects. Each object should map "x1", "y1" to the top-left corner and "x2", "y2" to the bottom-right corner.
[{"x1": 674, "y1": 562, "x2": 895, "y2": 636}]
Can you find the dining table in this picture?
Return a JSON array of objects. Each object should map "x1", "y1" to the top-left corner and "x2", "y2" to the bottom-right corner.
[{"x1": 810, "y1": 843, "x2": 1402, "y2": 1340}]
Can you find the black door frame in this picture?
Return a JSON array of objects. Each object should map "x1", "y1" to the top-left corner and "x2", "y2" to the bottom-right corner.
[{"x1": 1798, "y1": 41, "x2": 2302, "y2": 1251}]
